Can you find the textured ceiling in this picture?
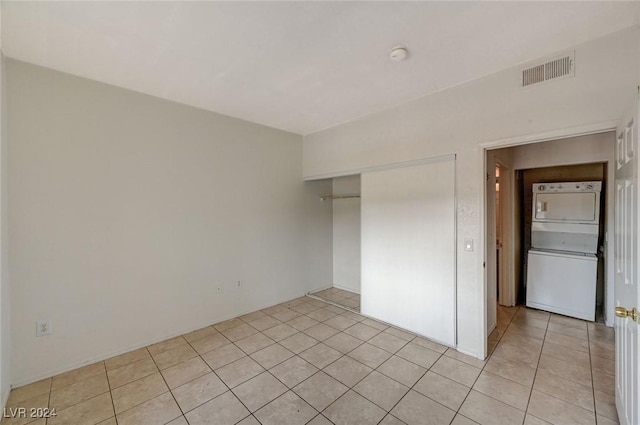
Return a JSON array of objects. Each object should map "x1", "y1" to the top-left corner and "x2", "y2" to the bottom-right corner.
[{"x1": 3, "y1": 1, "x2": 640, "y2": 135}]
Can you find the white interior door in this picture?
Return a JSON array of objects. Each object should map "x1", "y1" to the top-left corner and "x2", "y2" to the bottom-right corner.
[
  {"x1": 614, "y1": 94, "x2": 640, "y2": 425},
  {"x1": 361, "y1": 156, "x2": 456, "y2": 345}
]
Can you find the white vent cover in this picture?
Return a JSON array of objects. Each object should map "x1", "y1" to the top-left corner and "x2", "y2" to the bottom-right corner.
[{"x1": 522, "y1": 52, "x2": 574, "y2": 87}]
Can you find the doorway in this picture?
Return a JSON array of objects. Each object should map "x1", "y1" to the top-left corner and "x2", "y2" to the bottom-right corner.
[
  {"x1": 484, "y1": 131, "x2": 616, "y2": 355},
  {"x1": 485, "y1": 151, "x2": 516, "y2": 348},
  {"x1": 516, "y1": 162, "x2": 607, "y2": 321},
  {"x1": 310, "y1": 174, "x2": 362, "y2": 312}
]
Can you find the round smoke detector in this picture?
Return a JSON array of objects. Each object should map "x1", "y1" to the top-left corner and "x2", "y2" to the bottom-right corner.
[{"x1": 389, "y1": 46, "x2": 408, "y2": 62}]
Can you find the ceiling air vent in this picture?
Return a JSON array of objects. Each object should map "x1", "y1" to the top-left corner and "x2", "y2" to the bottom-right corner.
[{"x1": 522, "y1": 52, "x2": 574, "y2": 87}]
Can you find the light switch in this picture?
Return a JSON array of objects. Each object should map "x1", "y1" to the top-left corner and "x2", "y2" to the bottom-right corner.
[{"x1": 464, "y1": 238, "x2": 474, "y2": 251}]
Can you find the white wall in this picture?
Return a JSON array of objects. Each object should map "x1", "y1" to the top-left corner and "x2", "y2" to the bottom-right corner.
[
  {"x1": 511, "y1": 133, "x2": 614, "y2": 170},
  {"x1": 303, "y1": 27, "x2": 640, "y2": 358},
  {"x1": 7, "y1": 59, "x2": 332, "y2": 386},
  {"x1": 509, "y1": 132, "x2": 616, "y2": 325},
  {"x1": 0, "y1": 53, "x2": 10, "y2": 406},
  {"x1": 332, "y1": 175, "x2": 360, "y2": 293}
]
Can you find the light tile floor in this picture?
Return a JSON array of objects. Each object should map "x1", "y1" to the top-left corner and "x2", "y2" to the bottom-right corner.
[
  {"x1": 2, "y1": 299, "x2": 616, "y2": 425},
  {"x1": 310, "y1": 288, "x2": 360, "y2": 312}
]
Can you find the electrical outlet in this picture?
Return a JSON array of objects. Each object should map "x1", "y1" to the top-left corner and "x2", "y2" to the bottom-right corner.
[
  {"x1": 236, "y1": 281, "x2": 241, "y2": 288},
  {"x1": 216, "y1": 287, "x2": 222, "y2": 293},
  {"x1": 36, "y1": 320, "x2": 52, "y2": 337}
]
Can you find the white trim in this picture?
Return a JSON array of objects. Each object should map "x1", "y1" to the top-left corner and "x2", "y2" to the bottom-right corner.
[
  {"x1": 479, "y1": 121, "x2": 617, "y2": 149},
  {"x1": 303, "y1": 153, "x2": 456, "y2": 181},
  {"x1": 453, "y1": 154, "x2": 458, "y2": 348},
  {"x1": 478, "y1": 147, "x2": 488, "y2": 359},
  {"x1": 306, "y1": 284, "x2": 334, "y2": 295},
  {"x1": 495, "y1": 159, "x2": 516, "y2": 307},
  {"x1": 1, "y1": 385, "x2": 9, "y2": 411},
  {"x1": 457, "y1": 345, "x2": 486, "y2": 361},
  {"x1": 332, "y1": 284, "x2": 360, "y2": 295}
]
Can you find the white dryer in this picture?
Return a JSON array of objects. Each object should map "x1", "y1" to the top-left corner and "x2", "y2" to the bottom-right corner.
[{"x1": 526, "y1": 181, "x2": 601, "y2": 321}]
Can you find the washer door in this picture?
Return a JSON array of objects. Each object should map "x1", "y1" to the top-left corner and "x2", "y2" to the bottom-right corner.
[{"x1": 526, "y1": 250, "x2": 597, "y2": 321}]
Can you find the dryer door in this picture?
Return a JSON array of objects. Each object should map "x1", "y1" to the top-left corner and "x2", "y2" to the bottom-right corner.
[{"x1": 533, "y1": 192, "x2": 599, "y2": 224}]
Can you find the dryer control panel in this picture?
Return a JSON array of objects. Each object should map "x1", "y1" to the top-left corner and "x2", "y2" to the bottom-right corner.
[{"x1": 533, "y1": 181, "x2": 602, "y2": 193}]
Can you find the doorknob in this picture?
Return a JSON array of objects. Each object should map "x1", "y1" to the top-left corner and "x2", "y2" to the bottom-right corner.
[{"x1": 615, "y1": 306, "x2": 639, "y2": 322}]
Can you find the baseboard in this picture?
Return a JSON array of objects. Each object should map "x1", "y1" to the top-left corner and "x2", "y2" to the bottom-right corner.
[
  {"x1": 332, "y1": 284, "x2": 360, "y2": 295},
  {"x1": 456, "y1": 345, "x2": 484, "y2": 360},
  {"x1": 306, "y1": 284, "x2": 334, "y2": 295},
  {"x1": 12, "y1": 291, "x2": 308, "y2": 388},
  {"x1": 1, "y1": 384, "x2": 9, "y2": 411}
]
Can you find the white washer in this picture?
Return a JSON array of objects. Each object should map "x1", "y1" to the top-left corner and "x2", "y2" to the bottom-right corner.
[
  {"x1": 526, "y1": 181, "x2": 601, "y2": 321},
  {"x1": 527, "y1": 249, "x2": 598, "y2": 321}
]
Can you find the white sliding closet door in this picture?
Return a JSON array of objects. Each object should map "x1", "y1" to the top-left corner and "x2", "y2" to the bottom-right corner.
[{"x1": 361, "y1": 156, "x2": 456, "y2": 345}]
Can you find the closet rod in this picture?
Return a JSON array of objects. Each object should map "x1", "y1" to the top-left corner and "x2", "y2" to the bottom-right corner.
[{"x1": 320, "y1": 194, "x2": 361, "y2": 201}]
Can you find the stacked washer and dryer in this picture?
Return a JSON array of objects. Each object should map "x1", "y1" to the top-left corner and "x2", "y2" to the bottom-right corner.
[{"x1": 526, "y1": 181, "x2": 602, "y2": 321}]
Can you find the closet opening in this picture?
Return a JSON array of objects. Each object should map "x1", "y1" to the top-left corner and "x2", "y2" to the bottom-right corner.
[{"x1": 310, "y1": 175, "x2": 361, "y2": 312}]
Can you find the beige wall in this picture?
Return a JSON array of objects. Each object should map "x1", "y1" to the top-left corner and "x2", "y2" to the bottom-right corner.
[
  {"x1": 303, "y1": 27, "x2": 639, "y2": 357},
  {"x1": 7, "y1": 59, "x2": 332, "y2": 385}
]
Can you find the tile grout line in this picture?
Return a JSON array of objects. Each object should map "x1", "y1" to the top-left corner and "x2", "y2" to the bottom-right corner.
[
  {"x1": 46, "y1": 376, "x2": 53, "y2": 425},
  {"x1": 521, "y1": 309, "x2": 550, "y2": 425},
  {"x1": 41, "y1": 364, "x2": 112, "y2": 425},
  {"x1": 235, "y1": 295, "x2": 420, "y2": 423},
  {"x1": 319, "y1": 334, "x2": 419, "y2": 425},
  {"x1": 247, "y1": 297, "x2": 442, "y2": 424},
  {"x1": 370, "y1": 345, "x2": 446, "y2": 425},
  {"x1": 587, "y1": 323, "x2": 598, "y2": 422},
  {"x1": 305, "y1": 293, "x2": 360, "y2": 316},
  {"x1": 104, "y1": 358, "x2": 120, "y2": 425},
  {"x1": 181, "y1": 331, "x2": 261, "y2": 425},
  {"x1": 228, "y1": 315, "x2": 323, "y2": 421},
  {"x1": 183, "y1": 318, "x2": 284, "y2": 424},
  {"x1": 61, "y1": 297, "x2": 447, "y2": 425},
  {"x1": 531, "y1": 318, "x2": 608, "y2": 422},
  {"x1": 145, "y1": 344, "x2": 188, "y2": 425},
  {"x1": 453, "y1": 306, "x2": 521, "y2": 425},
  {"x1": 175, "y1": 298, "x2": 364, "y2": 424},
  {"x1": 324, "y1": 322, "x2": 469, "y2": 425}
]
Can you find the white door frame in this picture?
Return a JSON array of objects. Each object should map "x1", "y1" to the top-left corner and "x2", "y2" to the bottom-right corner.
[
  {"x1": 494, "y1": 158, "x2": 516, "y2": 307},
  {"x1": 485, "y1": 152, "x2": 498, "y2": 335},
  {"x1": 479, "y1": 120, "x2": 617, "y2": 357}
]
